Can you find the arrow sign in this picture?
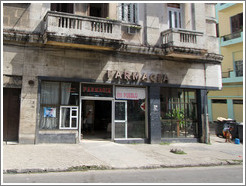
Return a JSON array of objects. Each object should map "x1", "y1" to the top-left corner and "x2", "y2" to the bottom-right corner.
[{"x1": 140, "y1": 102, "x2": 145, "y2": 111}]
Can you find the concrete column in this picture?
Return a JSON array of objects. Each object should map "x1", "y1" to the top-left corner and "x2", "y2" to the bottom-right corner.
[
  {"x1": 148, "y1": 86, "x2": 161, "y2": 144},
  {"x1": 227, "y1": 99, "x2": 234, "y2": 119},
  {"x1": 207, "y1": 99, "x2": 213, "y2": 122},
  {"x1": 197, "y1": 89, "x2": 210, "y2": 143},
  {"x1": 18, "y1": 76, "x2": 38, "y2": 144}
]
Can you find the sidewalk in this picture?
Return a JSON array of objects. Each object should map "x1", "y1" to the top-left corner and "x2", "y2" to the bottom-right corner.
[{"x1": 2, "y1": 135, "x2": 244, "y2": 174}]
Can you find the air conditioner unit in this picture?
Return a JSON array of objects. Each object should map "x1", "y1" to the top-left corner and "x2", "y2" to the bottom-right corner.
[{"x1": 127, "y1": 27, "x2": 137, "y2": 34}]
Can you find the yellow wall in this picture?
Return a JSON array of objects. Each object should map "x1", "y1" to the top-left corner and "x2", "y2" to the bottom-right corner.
[
  {"x1": 218, "y1": 3, "x2": 243, "y2": 36},
  {"x1": 212, "y1": 103, "x2": 228, "y2": 121},
  {"x1": 208, "y1": 86, "x2": 243, "y2": 97},
  {"x1": 234, "y1": 104, "x2": 243, "y2": 123},
  {"x1": 221, "y1": 44, "x2": 243, "y2": 72}
]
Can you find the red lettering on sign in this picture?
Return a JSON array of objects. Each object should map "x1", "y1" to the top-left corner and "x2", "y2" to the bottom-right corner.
[{"x1": 82, "y1": 86, "x2": 112, "y2": 94}]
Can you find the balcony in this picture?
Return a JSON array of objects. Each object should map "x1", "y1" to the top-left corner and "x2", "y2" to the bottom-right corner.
[
  {"x1": 161, "y1": 28, "x2": 207, "y2": 59},
  {"x1": 42, "y1": 11, "x2": 123, "y2": 49},
  {"x1": 221, "y1": 30, "x2": 243, "y2": 46},
  {"x1": 222, "y1": 69, "x2": 243, "y2": 84}
]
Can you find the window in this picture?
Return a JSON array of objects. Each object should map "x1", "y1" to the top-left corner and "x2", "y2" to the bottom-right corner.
[
  {"x1": 118, "y1": 3, "x2": 138, "y2": 24},
  {"x1": 60, "y1": 106, "x2": 78, "y2": 129},
  {"x1": 115, "y1": 87, "x2": 146, "y2": 139},
  {"x1": 40, "y1": 81, "x2": 79, "y2": 130},
  {"x1": 167, "y1": 3, "x2": 182, "y2": 28},
  {"x1": 89, "y1": 3, "x2": 109, "y2": 18},
  {"x1": 231, "y1": 13, "x2": 243, "y2": 33},
  {"x1": 216, "y1": 23, "x2": 220, "y2": 37},
  {"x1": 235, "y1": 60, "x2": 243, "y2": 77},
  {"x1": 233, "y1": 100, "x2": 243, "y2": 104},
  {"x1": 51, "y1": 3, "x2": 74, "y2": 13},
  {"x1": 212, "y1": 99, "x2": 227, "y2": 104},
  {"x1": 160, "y1": 88, "x2": 197, "y2": 138}
]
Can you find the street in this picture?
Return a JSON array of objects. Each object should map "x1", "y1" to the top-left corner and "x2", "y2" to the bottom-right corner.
[{"x1": 3, "y1": 165, "x2": 244, "y2": 184}]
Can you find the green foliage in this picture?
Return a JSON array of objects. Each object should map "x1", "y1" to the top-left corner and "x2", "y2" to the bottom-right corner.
[
  {"x1": 166, "y1": 108, "x2": 185, "y2": 122},
  {"x1": 129, "y1": 25, "x2": 141, "y2": 29},
  {"x1": 166, "y1": 108, "x2": 185, "y2": 129},
  {"x1": 160, "y1": 142, "x2": 171, "y2": 145}
]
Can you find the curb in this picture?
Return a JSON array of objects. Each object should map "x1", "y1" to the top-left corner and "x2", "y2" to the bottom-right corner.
[{"x1": 3, "y1": 161, "x2": 242, "y2": 174}]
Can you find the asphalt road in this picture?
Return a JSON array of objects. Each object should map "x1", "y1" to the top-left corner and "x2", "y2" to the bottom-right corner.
[{"x1": 3, "y1": 165, "x2": 244, "y2": 184}]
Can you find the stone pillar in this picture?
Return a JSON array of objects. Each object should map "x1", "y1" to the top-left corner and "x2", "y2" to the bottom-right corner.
[
  {"x1": 148, "y1": 86, "x2": 161, "y2": 144},
  {"x1": 18, "y1": 76, "x2": 38, "y2": 144}
]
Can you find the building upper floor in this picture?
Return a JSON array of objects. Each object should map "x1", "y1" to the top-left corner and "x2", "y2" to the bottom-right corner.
[
  {"x1": 216, "y1": 3, "x2": 243, "y2": 83},
  {"x1": 3, "y1": 3, "x2": 223, "y2": 62},
  {"x1": 216, "y1": 3, "x2": 243, "y2": 47}
]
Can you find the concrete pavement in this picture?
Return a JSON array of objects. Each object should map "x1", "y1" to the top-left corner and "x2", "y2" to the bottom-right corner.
[{"x1": 2, "y1": 135, "x2": 244, "y2": 174}]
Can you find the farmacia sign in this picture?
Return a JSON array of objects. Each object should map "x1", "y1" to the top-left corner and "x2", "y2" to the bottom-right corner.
[{"x1": 106, "y1": 70, "x2": 168, "y2": 83}]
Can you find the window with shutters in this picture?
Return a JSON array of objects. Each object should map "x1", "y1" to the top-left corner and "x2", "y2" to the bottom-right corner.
[
  {"x1": 230, "y1": 13, "x2": 243, "y2": 33},
  {"x1": 235, "y1": 60, "x2": 243, "y2": 77},
  {"x1": 167, "y1": 3, "x2": 182, "y2": 29},
  {"x1": 118, "y1": 3, "x2": 138, "y2": 24}
]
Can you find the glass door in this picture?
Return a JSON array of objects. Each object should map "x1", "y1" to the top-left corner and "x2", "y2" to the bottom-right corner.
[{"x1": 114, "y1": 100, "x2": 127, "y2": 138}]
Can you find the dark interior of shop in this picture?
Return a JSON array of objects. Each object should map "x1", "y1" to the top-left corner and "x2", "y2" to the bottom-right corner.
[{"x1": 82, "y1": 100, "x2": 111, "y2": 140}]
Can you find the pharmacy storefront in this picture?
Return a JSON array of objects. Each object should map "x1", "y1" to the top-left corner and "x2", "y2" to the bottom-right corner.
[
  {"x1": 37, "y1": 70, "x2": 201, "y2": 144},
  {"x1": 38, "y1": 80, "x2": 148, "y2": 143}
]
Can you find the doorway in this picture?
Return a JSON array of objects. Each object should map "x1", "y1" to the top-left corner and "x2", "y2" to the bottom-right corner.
[
  {"x1": 3, "y1": 88, "x2": 21, "y2": 142},
  {"x1": 81, "y1": 100, "x2": 112, "y2": 140}
]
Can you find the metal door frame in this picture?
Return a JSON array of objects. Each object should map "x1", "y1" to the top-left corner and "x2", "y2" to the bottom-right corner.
[
  {"x1": 79, "y1": 96, "x2": 114, "y2": 142},
  {"x1": 114, "y1": 100, "x2": 128, "y2": 139}
]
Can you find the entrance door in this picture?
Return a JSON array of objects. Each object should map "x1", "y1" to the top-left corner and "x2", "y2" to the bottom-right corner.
[
  {"x1": 114, "y1": 101, "x2": 127, "y2": 138},
  {"x1": 3, "y1": 88, "x2": 21, "y2": 142},
  {"x1": 81, "y1": 99, "x2": 112, "y2": 140}
]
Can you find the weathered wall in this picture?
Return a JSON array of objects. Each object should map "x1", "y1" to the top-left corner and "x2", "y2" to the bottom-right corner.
[
  {"x1": 3, "y1": 45, "x2": 222, "y2": 89},
  {"x1": 3, "y1": 43, "x2": 221, "y2": 143},
  {"x1": 3, "y1": 3, "x2": 49, "y2": 33},
  {"x1": 3, "y1": 3, "x2": 219, "y2": 50},
  {"x1": 3, "y1": 2, "x2": 222, "y2": 143}
]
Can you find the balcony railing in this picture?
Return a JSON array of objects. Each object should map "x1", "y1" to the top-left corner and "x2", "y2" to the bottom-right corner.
[
  {"x1": 161, "y1": 28, "x2": 205, "y2": 50},
  {"x1": 221, "y1": 30, "x2": 243, "y2": 41},
  {"x1": 43, "y1": 11, "x2": 122, "y2": 40}
]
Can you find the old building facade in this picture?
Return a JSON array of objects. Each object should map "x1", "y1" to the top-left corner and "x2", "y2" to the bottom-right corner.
[
  {"x1": 3, "y1": 3, "x2": 223, "y2": 144},
  {"x1": 208, "y1": 3, "x2": 243, "y2": 123}
]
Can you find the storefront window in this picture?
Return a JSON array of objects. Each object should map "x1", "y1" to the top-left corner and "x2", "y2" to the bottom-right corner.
[
  {"x1": 127, "y1": 99, "x2": 146, "y2": 138},
  {"x1": 60, "y1": 106, "x2": 78, "y2": 129},
  {"x1": 40, "y1": 81, "x2": 79, "y2": 130},
  {"x1": 115, "y1": 87, "x2": 146, "y2": 139},
  {"x1": 160, "y1": 88, "x2": 198, "y2": 138}
]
